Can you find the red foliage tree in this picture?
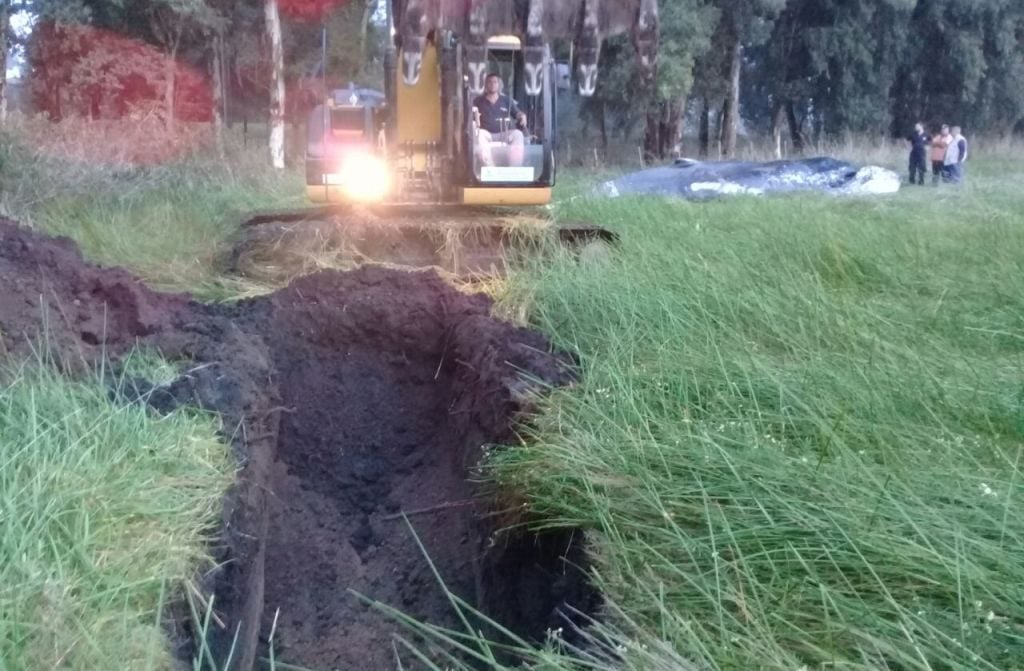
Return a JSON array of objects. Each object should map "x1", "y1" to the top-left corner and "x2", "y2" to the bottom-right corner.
[
  {"x1": 278, "y1": 0, "x2": 350, "y2": 22},
  {"x1": 27, "y1": 22, "x2": 212, "y2": 123}
]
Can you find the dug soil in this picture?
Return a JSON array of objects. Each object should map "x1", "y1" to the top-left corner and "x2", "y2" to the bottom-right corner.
[{"x1": 0, "y1": 217, "x2": 598, "y2": 670}]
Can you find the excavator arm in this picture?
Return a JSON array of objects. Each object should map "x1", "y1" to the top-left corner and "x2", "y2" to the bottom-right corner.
[{"x1": 395, "y1": 0, "x2": 660, "y2": 97}]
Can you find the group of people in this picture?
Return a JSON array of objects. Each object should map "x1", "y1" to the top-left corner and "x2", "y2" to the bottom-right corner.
[{"x1": 906, "y1": 123, "x2": 969, "y2": 186}]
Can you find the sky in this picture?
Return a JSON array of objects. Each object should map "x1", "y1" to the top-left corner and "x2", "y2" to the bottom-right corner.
[{"x1": 6, "y1": 11, "x2": 34, "y2": 79}]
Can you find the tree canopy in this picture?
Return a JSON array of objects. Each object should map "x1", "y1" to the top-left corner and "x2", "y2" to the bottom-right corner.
[{"x1": 10, "y1": 0, "x2": 1024, "y2": 156}]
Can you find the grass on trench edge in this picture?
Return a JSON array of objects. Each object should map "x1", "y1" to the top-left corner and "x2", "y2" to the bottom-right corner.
[{"x1": 0, "y1": 350, "x2": 235, "y2": 670}]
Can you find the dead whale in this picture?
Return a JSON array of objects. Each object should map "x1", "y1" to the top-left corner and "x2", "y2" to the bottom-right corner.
[{"x1": 597, "y1": 157, "x2": 901, "y2": 200}]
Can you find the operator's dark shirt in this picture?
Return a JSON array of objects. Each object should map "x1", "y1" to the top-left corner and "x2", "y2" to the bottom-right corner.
[
  {"x1": 907, "y1": 131, "x2": 929, "y2": 156},
  {"x1": 473, "y1": 93, "x2": 520, "y2": 134}
]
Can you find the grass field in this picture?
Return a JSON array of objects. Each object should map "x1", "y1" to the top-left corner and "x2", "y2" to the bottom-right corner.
[
  {"x1": 2, "y1": 118, "x2": 1023, "y2": 669},
  {"x1": 488, "y1": 152, "x2": 1024, "y2": 669}
]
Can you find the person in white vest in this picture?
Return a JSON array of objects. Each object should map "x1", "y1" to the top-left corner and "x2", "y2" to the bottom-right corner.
[{"x1": 943, "y1": 126, "x2": 968, "y2": 184}]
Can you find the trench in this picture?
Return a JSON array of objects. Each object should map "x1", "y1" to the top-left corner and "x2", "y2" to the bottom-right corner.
[
  {"x1": 202, "y1": 268, "x2": 599, "y2": 670},
  {"x1": 0, "y1": 219, "x2": 599, "y2": 670}
]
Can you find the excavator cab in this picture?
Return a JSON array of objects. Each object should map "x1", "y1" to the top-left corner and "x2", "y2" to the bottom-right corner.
[{"x1": 464, "y1": 36, "x2": 556, "y2": 200}]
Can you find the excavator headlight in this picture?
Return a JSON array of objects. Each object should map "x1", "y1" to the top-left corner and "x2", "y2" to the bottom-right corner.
[{"x1": 326, "y1": 150, "x2": 390, "y2": 202}]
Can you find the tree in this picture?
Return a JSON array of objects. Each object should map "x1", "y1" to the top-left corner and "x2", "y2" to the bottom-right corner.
[
  {"x1": 891, "y1": 0, "x2": 1024, "y2": 136},
  {"x1": 266, "y1": 0, "x2": 285, "y2": 168},
  {"x1": 746, "y1": 0, "x2": 837, "y2": 155},
  {"x1": 145, "y1": 0, "x2": 223, "y2": 131},
  {"x1": 578, "y1": 0, "x2": 716, "y2": 162},
  {"x1": 2, "y1": 0, "x2": 8, "y2": 127},
  {"x1": 642, "y1": 0, "x2": 718, "y2": 160},
  {"x1": 695, "y1": 0, "x2": 783, "y2": 158}
]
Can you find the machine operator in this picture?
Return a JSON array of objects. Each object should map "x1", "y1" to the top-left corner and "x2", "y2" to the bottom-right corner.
[{"x1": 472, "y1": 73, "x2": 527, "y2": 168}]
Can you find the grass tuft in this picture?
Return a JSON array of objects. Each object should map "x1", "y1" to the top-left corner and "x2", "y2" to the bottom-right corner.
[{"x1": 0, "y1": 358, "x2": 233, "y2": 670}]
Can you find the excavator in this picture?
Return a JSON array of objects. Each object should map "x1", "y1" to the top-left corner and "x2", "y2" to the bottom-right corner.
[
  {"x1": 229, "y1": 0, "x2": 657, "y2": 282},
  {"x1": 305, "y1": 30, "x2": 552, "y2": 208}
]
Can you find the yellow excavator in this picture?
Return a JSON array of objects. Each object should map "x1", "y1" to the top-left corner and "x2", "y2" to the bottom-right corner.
[
  {"x1": 229, "y1": 0, "x2": 624, "y2": 282},
  {"x1": 305, "y1": 32, "x2": 555, "y2": 208}
]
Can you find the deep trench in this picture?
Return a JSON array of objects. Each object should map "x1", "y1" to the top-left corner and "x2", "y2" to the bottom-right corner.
[
  {"x1": 227, "y1": 269, "x2": 598, "y2": 670},
  {"x1": 0, "y1": 220, "x2": 598, "y2": 671}
]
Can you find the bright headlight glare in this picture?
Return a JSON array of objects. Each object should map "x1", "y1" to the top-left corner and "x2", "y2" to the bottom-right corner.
[{"x1": 337, "y1": 151, "x2": 390, "y2": 202}]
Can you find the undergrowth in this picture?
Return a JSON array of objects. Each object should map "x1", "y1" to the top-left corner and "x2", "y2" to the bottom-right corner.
[{"x1": 0, "y1": 117, "x2": 304, "y2": 300}]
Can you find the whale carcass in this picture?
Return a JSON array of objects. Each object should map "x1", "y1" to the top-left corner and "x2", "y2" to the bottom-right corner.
[{"x1": 596, "y1": 157, "x2": 901, "y2": 200}]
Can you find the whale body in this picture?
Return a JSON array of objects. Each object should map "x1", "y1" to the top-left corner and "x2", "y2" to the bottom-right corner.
[{"x1": 597, "y1": 157, "x2": 901, "y2": 200}]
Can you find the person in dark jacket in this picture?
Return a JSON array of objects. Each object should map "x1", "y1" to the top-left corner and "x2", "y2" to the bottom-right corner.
[{"x1": 906, "y1": 122, "x2": 929, "y2": 185}]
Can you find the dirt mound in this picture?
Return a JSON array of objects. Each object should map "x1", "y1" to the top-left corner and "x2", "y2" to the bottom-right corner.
[
  {"x1": 0, "y1": 217, "x2": 189, "y2": 364},
  {"x1": 0, "y1": 219, "x2": 598, "y2": 670}
]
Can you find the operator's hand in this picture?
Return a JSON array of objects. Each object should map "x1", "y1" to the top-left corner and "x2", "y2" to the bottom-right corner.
[{"x1": 516, "y1": 111, "x2": 527, "y2": 128}]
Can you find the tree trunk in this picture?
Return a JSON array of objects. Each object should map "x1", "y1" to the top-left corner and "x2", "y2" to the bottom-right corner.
[
  {"x1": 164, "y1": 28, "x2": 182, "y2": 133},
  {"x1": 666, "y1": 95, "x2": 686, "y2": 158},
  {"x1": 211, "y1": 32, "x2": 225, "y2": 157},
  {"x1": 598, "y1": 99, "x2": 608, "y2": 152},
  {"x1": 786, "y1": 100, "x2": 804, "y2": 154},
  {"x1": 770, "y1": 99, "x2": 785, "y2": 159},
  {"x1": 720, "y1": 28, "x2": 741, "y2": 158},
  {"x1": 699, "y1": 96, "x2": 710, "y2": 158},
  {"x1": 220, "y1": 31, "x2": 231, "y2": 129},
  {"x1": 716, "y1": 104, "x2": 724, "y2": 157},
  {"x1": 265, "y1": 0, "x2": 286, "y2": 169},
  {"x1": 643, "y1": 101, "x2": 662, "y2": 162},
  {"x1": 358, "y1": 0, "x2": 376, "y2": 73},
  {"x1": 1, "y1": 0, "x2": 7, "y2": 127},
  {"x1": 657, "y1": 102, "x2": 670, "y2": 159}
]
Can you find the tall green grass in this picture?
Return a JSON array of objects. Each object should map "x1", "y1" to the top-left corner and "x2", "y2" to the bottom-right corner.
[
  {"x1": 0, "y1": 357, "x2": 233, "y2": 669},
  {"x1": 490, "y1": 155, "x2": 1024, "y2": 669},
  {"x1": 0, "y1": 122, "x2": 304, "y2": 299}
]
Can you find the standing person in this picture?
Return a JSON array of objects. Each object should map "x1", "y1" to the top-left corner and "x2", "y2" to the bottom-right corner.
[
  {"x1": 944, "y1": 125, "x2": 968, "y2": 184},
  {"x1": 952, "y1": 126, "x2": 967, "y2": 183},
  {"x1": 906, "y1": 122, "x2": 929, "y2": 185},
  {"x1": 931, "y1": 124, "x2": 951, "y2": 185}
]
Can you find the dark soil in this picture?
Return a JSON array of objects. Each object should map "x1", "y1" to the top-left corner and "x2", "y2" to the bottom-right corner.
[
  {"x1": 0, "y1": 216, "x2": 189, "y2": 364},
  {"x1": 0, "y1": 218, "x2": 599, "y2": 670}
]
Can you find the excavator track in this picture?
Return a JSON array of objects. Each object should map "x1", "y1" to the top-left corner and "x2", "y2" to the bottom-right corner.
[{"x1": 222, "y1": 204, "x2": 617, "y2": 285}]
